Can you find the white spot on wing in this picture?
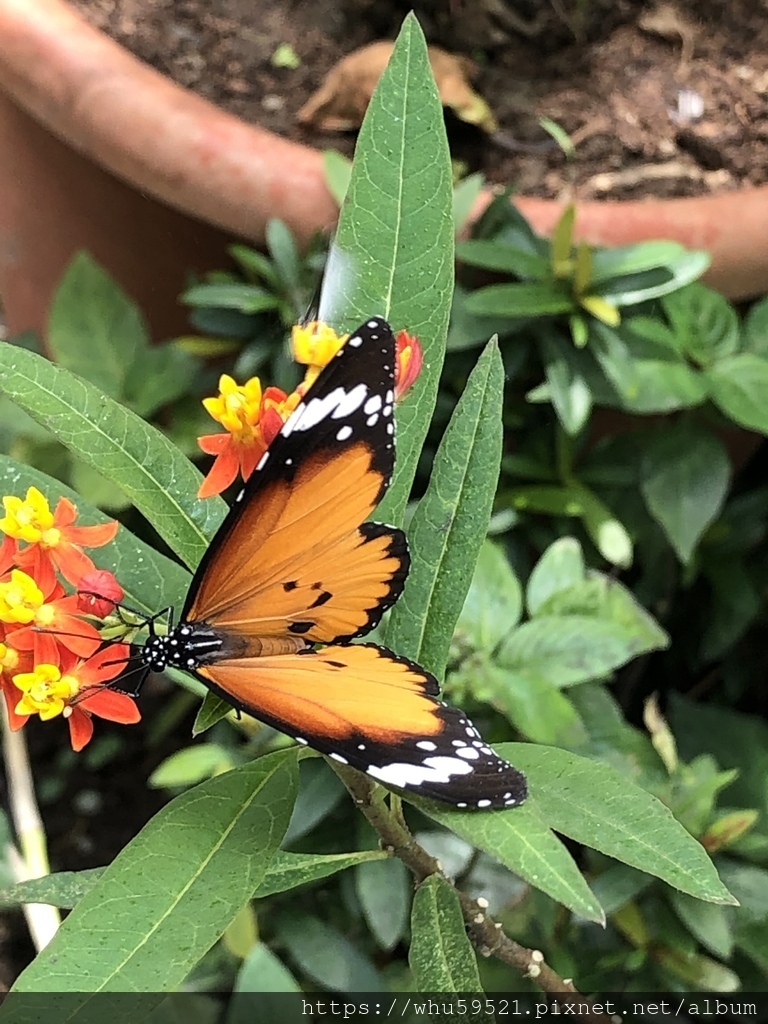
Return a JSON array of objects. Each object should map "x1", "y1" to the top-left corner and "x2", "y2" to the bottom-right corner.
[
  {"x1": 336, "y1": 425, "x2": 353, "y2": 441},
  {"x1": 367, "y1": 756, "x2": 473, "y2": 789},
  {"x1": 348, "y1": 334, "x2": 363, "y2": 348},
  {"x1": 364, "y1": 395, "x2": 383, "y2": 415},
  {"x1": 457, "y1": 747, "x2": 480, "y2": 760},
  {"x1": 416, "y1": 740, "x2": 437, "y2": 752}
]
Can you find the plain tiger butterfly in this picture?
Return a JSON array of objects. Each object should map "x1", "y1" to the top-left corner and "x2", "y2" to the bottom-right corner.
[{"x1": 141, "y1": 317, "x2": 527, "y2": 809}]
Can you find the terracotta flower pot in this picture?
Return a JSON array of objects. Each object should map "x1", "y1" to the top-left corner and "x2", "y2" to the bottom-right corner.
[{"x1": 0, "y1": 0, "x2": 766, "y2": 342}]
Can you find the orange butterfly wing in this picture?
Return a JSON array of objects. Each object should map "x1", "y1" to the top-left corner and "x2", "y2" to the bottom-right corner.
[
  {"x1": 196, "y1": 643, "x2": 526, "y2": 809},
  {"x1": 184, "y1": 441, "x2": 406, "y2": 650}
]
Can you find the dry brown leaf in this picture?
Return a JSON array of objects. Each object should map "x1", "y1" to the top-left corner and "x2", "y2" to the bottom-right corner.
[{"x1": 296, "y1": 41, "x2": 497, "y2": 134}]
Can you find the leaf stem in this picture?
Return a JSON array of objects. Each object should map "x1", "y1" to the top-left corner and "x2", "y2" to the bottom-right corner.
[{"x1": 330, "y1": 760, "x2": 612, "y2": 1018}]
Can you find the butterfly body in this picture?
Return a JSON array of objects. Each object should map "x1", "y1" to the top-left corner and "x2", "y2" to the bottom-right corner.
[{"x1": 142, "y1": 317, "x2": 527, "y2": 810}]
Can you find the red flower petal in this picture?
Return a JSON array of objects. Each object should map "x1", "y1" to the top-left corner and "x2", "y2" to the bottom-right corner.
[
  {"x1": 198, "y1": 445, "x2": 240, "y2": 498},
  {"x1": 51, "y1": 545, "x2": 98, "y2": 589},
  {"x1": 79, "y1": 687, "x2": 141, "y2": 724},
  {"x1": 62, "y1": 520, "x2": 119, "y2": 548},
  {"x1": 67, "y1": 707, "x2": 94, "y2": 752}
]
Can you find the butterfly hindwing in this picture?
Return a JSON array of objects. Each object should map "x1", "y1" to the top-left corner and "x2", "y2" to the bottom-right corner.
[
  {"x1": 184, "y1": 318, "x2": 405, "y2": 646},
  {"x1": 194, "y1": 643, "x2": 527, "y2": 809}
]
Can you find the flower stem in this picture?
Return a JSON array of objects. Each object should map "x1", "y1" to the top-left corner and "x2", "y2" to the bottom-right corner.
[{"x1": 1, "y1": 708, "x2": 61, "y2": 950}]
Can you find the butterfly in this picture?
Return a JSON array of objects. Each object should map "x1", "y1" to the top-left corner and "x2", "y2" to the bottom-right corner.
[{"x1": 141, "y1": 317, "x2": 527, "y2": 809}]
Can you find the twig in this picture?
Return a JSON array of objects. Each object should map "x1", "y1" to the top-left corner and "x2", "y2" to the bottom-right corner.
[
  {"x1": 2, "y1": 708, "x2": 61, "y2": 950},
  {"x1": 330, "y1": 761, "x2": 613, "y2": 1019}
]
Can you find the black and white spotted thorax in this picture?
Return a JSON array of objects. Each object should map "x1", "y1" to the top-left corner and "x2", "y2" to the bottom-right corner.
[{"x1": 141, "y1": 624, "x2": 225, "y2": 673}]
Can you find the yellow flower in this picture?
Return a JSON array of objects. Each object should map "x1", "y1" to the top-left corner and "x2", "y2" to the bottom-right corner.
[
  {"x1": 0, "y1": 569, "x2": 44, "y2": 625},
  {"x1": 13, "y1": 663, "x2": 79, "y2": 721},
  {"x1": 0, "y1": 642, "x2": 21, "y2": 674},
  {"x1": 291, "y1": 322, "x2": 348, "y2": 370},
  {"x1": 203, "y1": 375, "x2": 263, "y2": 441},
  {"x1": 0, "y1": 486, "x2": 57, "y2": 546}
]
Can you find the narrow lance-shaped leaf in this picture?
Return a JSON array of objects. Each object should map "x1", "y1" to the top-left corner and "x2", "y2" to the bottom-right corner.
[
  {"x1": 416, "y1": 799, "x2": 604, "y2": 923},
  {"x1": 323, "y1": 14, "x2": 454, "y2": 526},
  {"x1": 387, "y1": 339, "x2": 504, "y2": 678},
  {"x1": 409, "y1": 875, "x2": 487, "y2": 1002},
  {"x1": 8, "y1": 750, "x2": 299, "y2": 1008},
  {"x1": 0, "y1": 345, "x2": 225, "y2": 570},
  {"x1": 498, "y1": 744, "x2": 736, "y2": 905}
]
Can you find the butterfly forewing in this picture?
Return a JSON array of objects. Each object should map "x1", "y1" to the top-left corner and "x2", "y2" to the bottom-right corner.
[{"x1": 185, "y1": 318, "x2": 405, "y2": 646}]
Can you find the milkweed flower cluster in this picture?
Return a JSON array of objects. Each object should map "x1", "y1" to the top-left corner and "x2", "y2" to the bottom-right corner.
[
  {"x1": 0, "y1": 487, "x2": 138, "y2": 750},
  {"x1": 197, "y1": 321, "x2": 423, "y2": 497}
]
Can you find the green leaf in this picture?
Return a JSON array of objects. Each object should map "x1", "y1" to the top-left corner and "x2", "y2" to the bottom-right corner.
[
  {"x1": 387, "y1": 341, "x2": 503, "y2": 677},
  {"x1": 277, "y1": 915, "x2": 382, "y2": 991},
  {"x1": 640, "y1": 423, "x2": 730, "y2": 564},
  {"x1": 123, "y1": 342, "x2": 199, "y2": 419},
  {"x1": 283, "y1": 759, "x2": 347, "y2": 843},
  {"x1": 253, "y1": 850, "x2": 388, "y2": 899},
  {"x1": 540, "y1": 332, "x2": 593, "y2": 435},
  {"x1": 455, "y1": 541, "x2": 523, "y2": 652},
  {"x1": 0, "y1": 456, "x2": 190, "y2": 614},
  {"x1": 465, "y1": 281, "x2": 573, "y2": 317},
  {"x1": 470, "y1": 660, "x2": 586, "y2": 746},
  {"x1": 706, "y1": 353, "x2": 768, "y2": 434},
  {"x1": 266, "y1": 219, "x2": 301, "y2": 295},
  {"x1": 664, "y1": 282, "x2": 739, "y2": 366},
  {"x1": 0, "y1": 345, "x2": 225, "y2": 570},
  {"x1": 182, "y1": 282, "x2": 281, "y2": 314},
  {"x1": 456, "y1": 240, "x2": 549, "y2": 277},
  {"x1": 452, "y1": 172, "x2": 484, "y2": 233},
  {"x1": 230, "y1": 947, "x2": 301, "y2": 1024},
  {"x1": 322, "y1": 150, "x2": 352, "y2": 207},
  {"x1": 328, "y1": 15, "x2": 454, "y2": 527},
  {"x1": 355, "y1": 856, "x2": 411, "y2": 951},
  {"x1": 0, "y1": 869, "x2": 105, "y2": 910},
  {"x1": 670, "y1": 891, "x2": 734, "y2": 959},
  {"x1": 10, "y1": 751, "x2": 299, "y2": 997},
  {"x1": 497, "y1": 613, "x2": 661, "y2": 689},
  {"x1": 500, "y1": 744, "x2": 736, "y2": 905},
  {"x1": 148, "y1": 744, "x2": 233, "y2": 789},
  {"x1": 742, "y1": 294, "x2": 768, "y2": 356},
  {"x1": 526, "y1": 537, "x2": 586, "y2": 616},
  {"x1": 409, "y1": 875, "x2": 486, "y2": 998},
  {"x1": 616, "y1": 358, "x2": 708, "y2": 413},
  {"x1": 419, "y1": 802, "x2": 604, "y2": 922},
  {"x1": 47, "y1": 252, "x2": 148, "y2": 398},
  {"x1": 572, "y1": 485, "x2": 634, "y2": 568}
]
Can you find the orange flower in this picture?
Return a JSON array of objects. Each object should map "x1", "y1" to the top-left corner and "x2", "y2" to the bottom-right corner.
[
  {"x1": 0, "y1": 568, "x2": 102, "y2": 665},
  {"x1": 11, "y1": 643, "x2": 138, "y2": 751},
  {"x1": 197, "y1": 376, "x2": 300, "y2": 498},
  {"x1": 0, "y1": 487, "x2": 118, "y2": 593},
  {"x1": 394, "y1": 329, "x2": 423, "y2": 400}
]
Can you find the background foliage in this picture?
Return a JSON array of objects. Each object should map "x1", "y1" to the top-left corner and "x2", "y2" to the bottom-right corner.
[{"x1": 1, "y1": 13, "x2": 767, "y2": 1008}]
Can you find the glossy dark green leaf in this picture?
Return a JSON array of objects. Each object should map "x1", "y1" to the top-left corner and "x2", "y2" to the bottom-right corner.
[
  {"x1": 640, "y1": 423, "x2": 730, "y2": 564},
  {"x1": 277, "y1": 915, "x2": 382, "y2": 991},
  {"x1": 456, "y1": 240, "x2": 549, "y2": 277},
  {"x1": 0, "y1": 869, "x2": 105, "y2": 910},
  {"x1": 252, "y1": 850, "x2": 388, "y2": 899},
  {"x1": 183, "y1": 282, "x2": 281, "y2": 314},
  {"x1": 706, "y1": 354, "x2": 768, "y2": 434},
  {"x1": 540, "y1": 332, "x2": 593, "y2": 435},
  {"x1": 664, "y1": 282, "x2": 739, "y2": 366},
  {"x1": 465, "y1": 281, "x2": 573, "y2": 317},
  {"x1": 356, "y1": 856, "x2": 411, "y2": 951}
]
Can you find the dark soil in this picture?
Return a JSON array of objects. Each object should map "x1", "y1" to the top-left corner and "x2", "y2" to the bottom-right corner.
[{"x1": 69, "y1": 0, "x2": 768, "y2": 200}]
